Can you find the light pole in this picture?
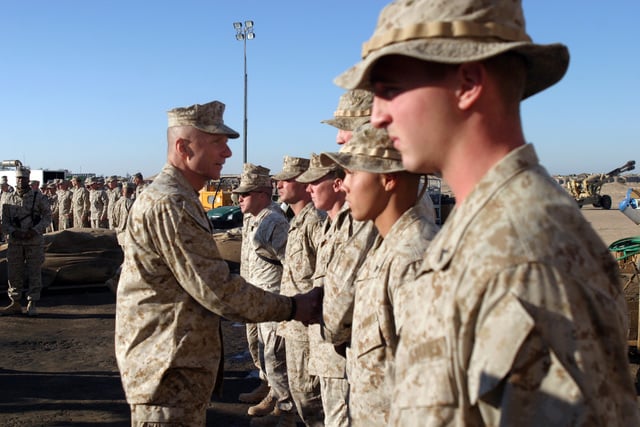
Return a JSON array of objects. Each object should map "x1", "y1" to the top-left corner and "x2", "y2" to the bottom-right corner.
[{"x1": 233, "y1": 20, "x2": 255, "y2": 164}]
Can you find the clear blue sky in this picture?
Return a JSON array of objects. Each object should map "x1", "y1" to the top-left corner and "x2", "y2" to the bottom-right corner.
[{"x1": 1, "y1": 1, "x2": 638, "y2": 179}]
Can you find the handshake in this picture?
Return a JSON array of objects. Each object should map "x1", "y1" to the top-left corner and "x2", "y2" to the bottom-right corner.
[
  {"x1": 11, "y1": 229, "x2": 38, "y2": 240},
  {"x1": 291, "y1": 287, "x2": 323, "y2": 325}
]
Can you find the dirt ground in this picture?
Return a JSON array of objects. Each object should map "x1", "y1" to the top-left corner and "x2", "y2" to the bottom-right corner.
[{"x1": 0, "y1": 182, "x2": 639, "y2": 426}]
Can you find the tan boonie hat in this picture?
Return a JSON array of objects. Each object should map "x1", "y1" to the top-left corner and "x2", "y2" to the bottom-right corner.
[
  {"x1": 272, "y1": 156, "x2": 310, "y2": 181},
  {"x1": 167, "y1": 100, "x2": 240, "y2": 138},
  {"x1": 321, "y1": 90, "x2": 373, "y2": 131},
  {"x1": 335, "y1": 0, "x2": 569, "y2": 99},
  {"x1": 233, "y1": 163, "x2": 272, "y2": 194},
  {"x1": 106, "y1": 175, "x2": 118, "y2": 183},
  {"x1": 321, "y1": 123, "x2": 404, "y2": 174},
  {"x1": 296, "y1": 153, "x2": 341, "y2": 184}
]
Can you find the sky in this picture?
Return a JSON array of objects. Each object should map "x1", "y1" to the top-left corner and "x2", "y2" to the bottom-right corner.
[{"x1": 1, "y1": 1, "x2": 638, "y2": 179}]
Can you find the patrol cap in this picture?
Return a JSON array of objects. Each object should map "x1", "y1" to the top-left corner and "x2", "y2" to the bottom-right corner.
[
  {"x1": 272, "y1": 156, "x2": 310, "y2": 181},
  {"x1": 168, "y1": 100, "x2": 240, "y2": 139},
  {"x1": 233, "y1": 163, "x2": 272, "y2": 194},
  {"x1": 320, "y1": 123, "x2": 405, "y2": 174},
  {"x1": 106, "y1": 175, "x2": 118, "y2": 183},
  {"x1": 321, "y1": 90, "x2": 373, "y2": 131},
  {"x1": 85, "y1": 177, "x2": 95, "y2": 185},
  {"x1": 296, "y1": 153, "x2": 341, "y2": 184},
  {"x1": 335, "y1": 0, "x2": 570, "y2": 100},
  {"x1": 15, "y1": 167, "x2": 30, "y2": 178}
]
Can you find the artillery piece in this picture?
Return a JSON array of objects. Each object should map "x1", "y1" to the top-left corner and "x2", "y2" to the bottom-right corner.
[{"x1": 566, "y1": 160, "x2": 636, "y2": 209}]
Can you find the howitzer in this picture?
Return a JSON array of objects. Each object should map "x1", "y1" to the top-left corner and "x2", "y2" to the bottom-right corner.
[{"x1": 567, "y1": 160, "x2": 635, "y2": 209}]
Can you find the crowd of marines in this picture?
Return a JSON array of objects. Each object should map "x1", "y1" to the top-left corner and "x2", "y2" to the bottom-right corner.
[{"x1": 0, "y1": 171, "x2": 143, "y2": 316}]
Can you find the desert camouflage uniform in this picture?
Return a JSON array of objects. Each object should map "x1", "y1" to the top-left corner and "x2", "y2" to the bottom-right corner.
[
  {"x1": 241, "y1": 201, "x2": 293, "y2": 411},
  {"x1": 111, "y1": 195, "x2": 133, "y2": 246},
  {"x1": 1, "y1": 189, "x2": 51, "y2": 302},
  {"x1": 71, "y1": 185, "x2": 90, "y2": 227},
  {"x1": 391, "y1": 144, "x2": 640, "y2": 426},
  {"x1": 277, "y1": 201, "x2": 326, "y2": 426},
  {"x1": 115, "y1": 163, "x2": 294, "y2": 426},
  {"x1": 46, "y1": 191, "x2": 58, "y2": 232},
  {"x1": 89, "y1": 187, "x2": 108, "y2": 229},
  {"x1": 107, "y1": 186, "x2": 122, "y2": 229},
  {"x1": 57, "y1": 187, "x2": 72, "y2": 230},
  {"x1": 347, "y1": 201, "x2": 438, "y2": 426},
  {"x1": 307, "y1": 204, "x2": 362, "y2": 427}
]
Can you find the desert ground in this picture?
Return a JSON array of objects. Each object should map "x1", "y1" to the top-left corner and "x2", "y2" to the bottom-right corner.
[{"x1": 0, "y1": 181, "x2": 639, "y2": 426}]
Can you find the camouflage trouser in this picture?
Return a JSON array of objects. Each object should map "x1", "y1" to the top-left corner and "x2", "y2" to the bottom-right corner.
[
  {"x1": 258, "y1": 321, "x2": 294, "y2": 411},
  {"x1": 131, "y1": 403, "x2": 206, "y2": 427},
  {"x1": 246, "y1": 322, "x2": 267, "y2": 382},
  {"x1": 319, "y1": 377, "x2": 349, "y2": 427},
  {"x1": 7, "y1": 243, "x2": 44, "y2": 302},
  {"x1": 74, "y1": 213, "x2": 88, "y2": 228},
  {"x1": 59, "y1": 214, "x2": 71, "y2": 231},
  {"x1": 285, "y1": 338, "x2": 324, "y2": 426}
]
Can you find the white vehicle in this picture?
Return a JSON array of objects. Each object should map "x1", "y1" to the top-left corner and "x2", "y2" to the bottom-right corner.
[{"x1": 0, "y1": 160, "x2": 67, "y2": 187}]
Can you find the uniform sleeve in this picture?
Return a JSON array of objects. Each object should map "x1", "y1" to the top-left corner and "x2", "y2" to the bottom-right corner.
[
  {"x1": 148, "y1": 198, "x2": 292, "y2": 323},
  {"x1": 34, "y1": 193, "x2": 52, "y2": 234}
]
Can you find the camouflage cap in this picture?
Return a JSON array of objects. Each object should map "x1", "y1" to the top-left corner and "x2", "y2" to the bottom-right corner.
[
  {"x1": 335, "y1": 0, "x2": 569, "y2": 100},
  {"x1": 106, "y1": 175, "x2": 118, "y2": 183},
  {"x1": 168, "y1": 100, "x2": 240, "y2": 139},
  {"x1": 321, "y1": 90, "x2": 373, "y2": 131},
  {"x1": 15, "y1": 167, "x2": 30, "y2": 178},
  {"x1": 272, "y1": 156, "x2": 310, "y2": 181},
  {"x1": 296, "y1": 153, "x2": 341, "y2": 184},
  {"x1": 85, "y1": 177, "x2": 95, "y2": 185},
  {"x1": 233, "y1": 163, "x2": 272, "y2": 194},
  {"x1": 320, "y1": 123, "x2": 404, "y2": 174}
]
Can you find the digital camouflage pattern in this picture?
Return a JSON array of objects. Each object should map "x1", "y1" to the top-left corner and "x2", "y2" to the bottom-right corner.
[
  {"x1": 347, "y1": 201, "x2": 438, "y2": 426},
  {"x1": 89, "y1": 186, "x2": 108, "y2": 228},
  {"x1": 106, "y1": 185, "x2": 121, "y2": 229},
  {"x1": 2, "y1": 188, "x2": 52, "y2": 301},
  {"x1": 115, "y1": 163, "x2": 293, "y2": 424},
  {"x1": 71, "y1": 185, "x2": 90, "y2": 227},
  {"x1": 391, "y1": 144, "x2": 640, "y2": 426},
  {"x1": 321, "y1": 89, "x2": 373, "y2": 131},
  {"x1": 111, "y1": 195, "x2": 133, "y2": 246},
  {"x1": 240, "y1": 201, "x2": 293, "y2": 410},
  {"x1": 277, "y1": 201, "x2": 325, "y2": 426},
  {"x1": 57, "y1": 187, "x2": 72, "y2": 230}
]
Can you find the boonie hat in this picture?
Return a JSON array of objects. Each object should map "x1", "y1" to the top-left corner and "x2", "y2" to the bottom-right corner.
[
  {"x1": 321, "y1": 123, "x2": 405, "y2": 174},
  {"x1": 233, "y1": 163, "x2": 272, "y2": 194},
  {"x1": 296, "y1": 153, "x2": 341, "y2": 184},
  {"x1": 272, "y1": 156, "x2": 310, "y2": 181},
  {"x1": 335, "y1": 0, "x2": 569, "y2": 99},
  {"x1": 168, "y1": 100, "x2": 240, "y2": 138},
  {"x1": 321, "y1": 90, "x2": 373, "y2": 131}
]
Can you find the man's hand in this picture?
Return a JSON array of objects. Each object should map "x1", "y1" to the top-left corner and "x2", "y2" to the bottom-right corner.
[
  {"x1": 25, "y1": 229, "x2": 38, "y2": 239},
  {"x1": 292, "y1": 287, "x2": 324, "y2": 325}
]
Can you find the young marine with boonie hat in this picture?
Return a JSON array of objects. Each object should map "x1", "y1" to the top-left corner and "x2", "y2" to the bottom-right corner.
[
  {"x1": 334, "y1": 0, "x2": 640, "y2": 425},
  {"x1": 320, "y1": 122, "x2": 439, "y2": 425}
]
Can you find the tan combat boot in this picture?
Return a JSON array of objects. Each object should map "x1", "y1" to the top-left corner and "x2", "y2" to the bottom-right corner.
[
  {"x1": 0, "y1": 301, "x2": 23, "y2": 316},
  {"x1": 239, "y1": 381, "x2": 270, "y2": 403},
  {"x1": 26, "y1": 301, "x2": 38, "y2": 317},
  {"x1": 247, "y1": 392, "x2": 277, "y2": 417}
]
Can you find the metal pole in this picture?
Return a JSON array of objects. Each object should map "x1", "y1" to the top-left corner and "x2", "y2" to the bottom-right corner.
[{"x1": 243, "y1": 34, "x2": 248, "y2": 164}]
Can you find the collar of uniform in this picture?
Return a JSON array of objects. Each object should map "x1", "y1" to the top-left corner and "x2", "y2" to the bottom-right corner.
[{"x1": 423, "y1": 144, "x2": 539, "y2": 271}]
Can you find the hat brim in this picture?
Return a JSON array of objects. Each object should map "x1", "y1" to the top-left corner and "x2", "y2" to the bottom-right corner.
[
  {"x1": 321, "y1": 152, "x2": 405, "y2": 174},
  {"x1": 233, "y1": 183, "x2": 259, "y2": 194},
  {"x1": 194, "y1": 123, "x2": 240, "y2": 139},
  {"x1": 321, "y1": 117, "x2": 371, "y2": 132},
  {"x1": 296, "y1": 167, "x2": 336, "y2": 184},
  {"x1": 272, "y1": 171, "x2": 303, "y2": 181},
  {"x1": 335, "y1": 38, "x2": 569, "y2": 100}
]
